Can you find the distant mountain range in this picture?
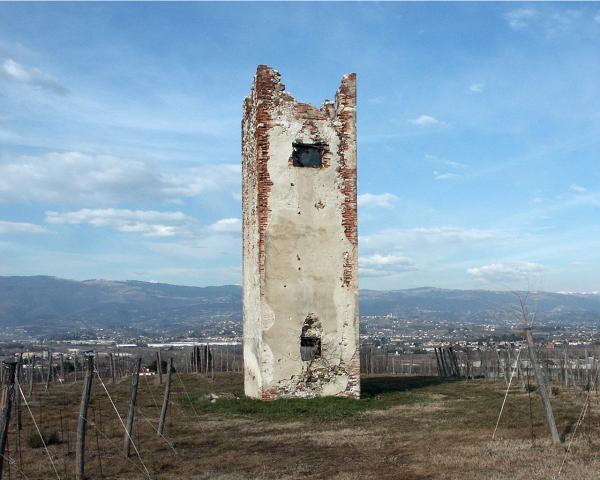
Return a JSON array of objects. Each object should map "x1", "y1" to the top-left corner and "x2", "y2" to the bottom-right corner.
[{"x1": 1, "y1": 276, "x2": 600, "y2": 338}]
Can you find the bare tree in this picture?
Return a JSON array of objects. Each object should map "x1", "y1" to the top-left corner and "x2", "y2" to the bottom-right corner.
[{"x1": 515, "y1": 292, "x2": 561, "y2": 444}]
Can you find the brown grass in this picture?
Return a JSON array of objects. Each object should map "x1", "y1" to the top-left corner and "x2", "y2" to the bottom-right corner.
[{"x1": 4, "y1": 373, "x2": 599, "y2": 479}]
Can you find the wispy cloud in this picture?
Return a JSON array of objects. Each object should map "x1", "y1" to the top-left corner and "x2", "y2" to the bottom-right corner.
[
  {"x1": 0, "y1": 151, "x2": 240, "y2": 205},
  {"x1": 571, "y1": 260, "x2": 593, "y2": 267},
  {"x1": 505, "y1": 8, "x2": 537, "y2": 29},
  {"x1": 409, "y1": 114, "x2": 439, "y2": 127},
  {"x1": 45, "y1": 208, "x2": 192, "y2": 237},
  {"x1": 425, "y1": 154, "x2": 467, "y2": 170},
  {"x1": 358, "y1": 193, "x2": 398, "y2": 209},
  {"x1": 368, "y1": 96, "x2": 385, "y2": 105},
  {"x1": 433, "y1": 171, "x2": 461, "y2": 181},
  {"x1": 504, "y1": 7, "x2": 589, "y2": 34},
  {"x1": 570, "y1": 184, "x2": 587, "y2": 194},
  {"x1": 362, "y1": 227, "x2": 500, "y2": 254},
  {"x1": 0, "y1": 220, "x2": 50, "y2": 234},
  {"x1": 0, "y1": 58, "x2": 68, "y2": 95},
  {"x1": 208, "y1": 218, "x2": 241, "y2": 234},
  {"x1": 0, "y1": 127, "x2": 20, "y2": 142},
  {"x1": 469, "y1": 83, "x2": 484, "y2": 93},
  {"x1": 595, "y1": 12, "x2": 600, "y2": 24},
  {"x1": 468, "y1": 261, "x2": 546, "y2": 284},
  {"x1": 359, "y1": 253, "x2": 417, "y2": 277},
  {"x1": 532, "y1": 186, "x2": 600, "y2": 214}
]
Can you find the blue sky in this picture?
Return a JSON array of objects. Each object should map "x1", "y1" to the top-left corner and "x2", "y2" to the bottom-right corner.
[{"x1": 0, "y1": 2, "x2": 599, "y2": 291}]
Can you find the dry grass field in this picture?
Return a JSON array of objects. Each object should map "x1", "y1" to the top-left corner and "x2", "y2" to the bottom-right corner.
[{"x1": 5, "y1": 372, "x2": 600, "y2": 479}]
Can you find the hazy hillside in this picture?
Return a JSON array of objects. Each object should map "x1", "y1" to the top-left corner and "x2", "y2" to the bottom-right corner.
[
  {"x1": 1, "y1": 276, "x2": 600, "y2": 337},
  {"x1": 360, "y1": 287, "x2": 600, "y2": 323},
  {"x1": 0, "y1": 276, "x2": 241, "y2": 336}
]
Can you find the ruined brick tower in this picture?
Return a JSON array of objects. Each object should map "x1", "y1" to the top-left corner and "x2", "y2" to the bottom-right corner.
[{"x1": 242, "y1": 65, "x2": 359, "y2": 400}]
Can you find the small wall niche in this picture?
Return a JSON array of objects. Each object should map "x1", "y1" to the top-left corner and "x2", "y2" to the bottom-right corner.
[
  {"x1": 300, "y1": 313, "x2": 322, "y2": 361},
  {"x1": 291, "y1": 142, "x2": 325, "y2": 168},
  {"x1": 300, "y1": 337, "x2": 321, "y2": 361}
]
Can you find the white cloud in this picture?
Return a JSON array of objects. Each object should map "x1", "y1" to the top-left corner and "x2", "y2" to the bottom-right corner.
[
  {"x1": 362, "y1": 227, "x2": 500, "y2": 255},
  {"x1": 549, "y1": 9, "x2": 582, "y2": 33},
  {"x1": 45, "y1": 208, "x2": 192, "y2": 237},
  {"x1": 359, "y1": 253, "x2": 417, "y2": 277},
  {"x1": 570, "y1": 184, "x2": 587, "y2": 193},
  {"x1": 425, "y1": 154, "x2": 467, "y2": 171},
  {"x1": 545, "y1": 188, "x2": 600, "y2": 211},
  {"x1": 0, "y1": 128, "x2": 20, "y2": 142},
  {"x1": 571, "y1": 260, "x2": 592, "y2": 267},
  {"x1": 505, "y1": 8, "x2": 537, "y2": 29},
  {"x1": 469, "y1": 83, "x2": 484, "y2": 93},
  {"x1": 409, "y1": 115, "x2": 439, "y2": 127},
  {"x1": 0, "y1": 151, "x2": 240, "y2": 204},
  {"x1": 504, "y1": 8, "x2": 586, "y2": 34},
  {"x1": 468, "y1": 262, "x2": 546, "y2": 283},
  {"x1": 443, "y1": 160, "x2": 467, "y2": 169},
  {"x1": 433, "y1": 171, "x2": 461, "y2": 181},
  {"x1": 0, "y1": 58, "x2": 68, "y2": 95},
  {"x1": 566, "y1": 190, "x2": 600, "y2": 208},
  {"x1": 208, "y1": 217, "x2": 241, "y2": 234},
  {"x1": 368, "y1": 96, "x2": 385, "y2": 105},
  {"x1": 358, "y1": 193, "x2": 398, "y2": 209},
  {"x1": 0, "y1": 220, "x2": 49, "y2": 234}
]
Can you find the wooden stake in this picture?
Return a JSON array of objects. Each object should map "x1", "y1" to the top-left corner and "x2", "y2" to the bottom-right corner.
[
  {"x1": 76, "y1": 354, "x2": 94, "y2": 480},
  {"x1": 14, "y1": 358, "x2": 22, "y2": 433},
  {"x1": 156, "y1": 351, "x2": 162, "y2": 385},
  {"x1": 44, "y1": 349, "x2": 52, "y2": 392},
  {"x1": 158, "y1": 358, "x2": 173, "y2": 436},
  {"x1": 434, "y1": 348, "x2": 443, "y2": 377},
  {"x1": 123, "y1": 357, "x2": 141, "y2": 458},
  {"x1": 27, "y1": 356, "x2": 34, "y2": 398},
  {"x1": 109, "y1": 353, "x2": 116, "y2": 385},
  {"x1": 0, "y1": 361, "x2": 17, "y2": 480},
  {"x1": 60, "y1": 353, "x2": 65, "y2": 382}
]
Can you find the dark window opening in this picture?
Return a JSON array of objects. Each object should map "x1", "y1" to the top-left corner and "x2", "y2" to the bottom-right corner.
[
  {"x1": 300, "y1": 336, "x2": 321, "y2": 361},
  {"x1": 292, "y1": 143, "x2": 324, "y2": 168}
]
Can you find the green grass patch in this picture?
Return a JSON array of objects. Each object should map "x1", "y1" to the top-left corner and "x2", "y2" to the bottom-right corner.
[{"x1": 182, "y1": 376, "x2": 441, "y2": 422}]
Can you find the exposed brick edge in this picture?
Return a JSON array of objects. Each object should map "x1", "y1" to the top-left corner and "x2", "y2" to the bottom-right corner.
[
  {"x1": 241, "y1": 96, "x2": 252, "y2": 262},
  {"x1": 335, "y1": 74, "x2": 358, "y2": 287},
  {"x1": 253, "y1": 65, "x2": 279, "y2": 297}
]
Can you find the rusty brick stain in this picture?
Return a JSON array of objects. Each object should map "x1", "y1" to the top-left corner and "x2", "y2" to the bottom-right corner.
[{"x1": 254, "y1": 65, "x2": 278, "y2": 296}]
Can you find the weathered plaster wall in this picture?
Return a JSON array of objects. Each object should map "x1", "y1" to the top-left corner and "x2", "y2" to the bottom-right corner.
[{"x1": 242, "y1": 65, "x2": 359, "y2": 400}]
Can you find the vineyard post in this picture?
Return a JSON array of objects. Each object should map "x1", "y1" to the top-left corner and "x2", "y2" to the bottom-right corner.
[
  {"x1": 15, "y1": 357, "x2": 22, "y2": 432},
  {"x1": 45, "y1": 349, "x2": 52, "y2": 392},
  {"x1": 0, "y1": 360, "x2": 17, "y2": 480},
  {"x1": 158, "y1": 357, "x2": 173, "y2": 435},
  {"x1": 110, "y1": 352, "x2": 116, "y2": 385},
  {"x1": 60, "y1": 353, "x2": 65, "y2": 382},
  {"x1": 28, "y1": 355, "x2": 34, "y2": 397},
  {"x1": 76, "y1": 353, "x2": 94, "y2": 480},
  {"x1": 156, "y1": 350, "x2": 162, "y2": 385},
  {"x1": 123, "y1": 357, "x2": 142, "y2": 457}
]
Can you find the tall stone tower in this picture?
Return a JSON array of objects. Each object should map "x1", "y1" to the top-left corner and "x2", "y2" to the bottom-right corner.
[{"x1": 242, "y1": 65, "x2": 359, "y2": 400}]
